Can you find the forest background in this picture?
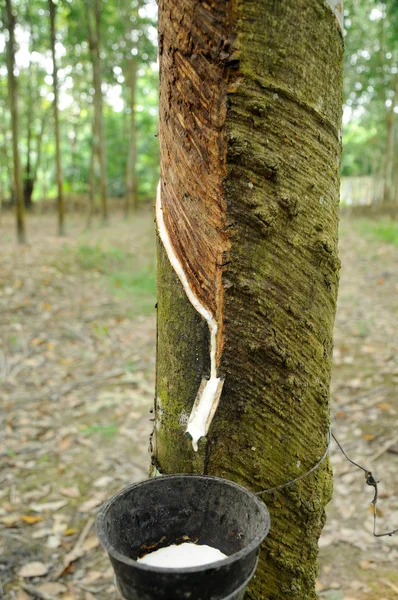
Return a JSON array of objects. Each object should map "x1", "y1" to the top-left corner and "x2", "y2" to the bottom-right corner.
[
  {"x1": 0, "y1": 0, "x2": 398, "y2": 223},
  {"x1": 0, "y1": 1, "x2": 398, "y2": 600}
]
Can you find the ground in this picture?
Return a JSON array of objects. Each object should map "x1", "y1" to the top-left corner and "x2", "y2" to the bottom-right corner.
[{"x1": 0, "y1": 210, "x2": 397, "y2": 600}]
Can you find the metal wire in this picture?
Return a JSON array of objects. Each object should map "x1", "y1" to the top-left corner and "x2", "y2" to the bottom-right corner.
[
  {"x1": 255, "y1": 428, "x2": 332, "y2": 495},
  {"x1": 331, "y1": 431, "x2": 398, "y2": 538},
  {"x1": 256, "y1": 428, "x2": 398, "y2": 538}
]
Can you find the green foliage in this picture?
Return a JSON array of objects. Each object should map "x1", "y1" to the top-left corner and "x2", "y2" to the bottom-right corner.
[
  {"x1": 0, "y1": 0, "x2": 159, "y2": 207},
  {"x1": 341, "y1": 121, "x2": 378, "y2": 176},
  {"x1": 343, "y1": 1, "x2": 398, "y2": 179}
]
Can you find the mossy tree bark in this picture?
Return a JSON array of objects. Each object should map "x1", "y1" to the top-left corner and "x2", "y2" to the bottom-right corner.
[
  {"x1": 153, "y1": 2, "x2": 343, "y2": 599},
  {"x1": 5, "y1": 0, "x2": 26, "y2": 244}
]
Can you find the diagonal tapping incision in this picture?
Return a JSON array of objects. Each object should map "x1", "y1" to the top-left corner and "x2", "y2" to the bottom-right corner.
[{"x1": 156, "y1": 182, "x2": 224, "y2": 451}]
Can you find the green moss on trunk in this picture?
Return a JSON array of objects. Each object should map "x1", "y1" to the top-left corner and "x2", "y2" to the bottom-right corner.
[{"x1": 154, "y1": 1, "x2": 343, "y2": 598}]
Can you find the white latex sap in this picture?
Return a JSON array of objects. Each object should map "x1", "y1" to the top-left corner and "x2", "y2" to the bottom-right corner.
[
  {"x1": 137, "y1": 542, "x2": 227, "y2": 568},
  {"x1": 156, "y1": 183, "x2": 222, "y2": 451}
]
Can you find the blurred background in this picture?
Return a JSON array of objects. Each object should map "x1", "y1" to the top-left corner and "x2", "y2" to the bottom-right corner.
[{"x1": 0, "y1": 1, "x2": 397, "y2": 599}]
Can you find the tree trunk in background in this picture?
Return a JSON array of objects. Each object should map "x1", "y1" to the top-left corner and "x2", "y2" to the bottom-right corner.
[
  {"x1": 23, "y1": 174, "x2": 34, "y2": 209},
  {"x1": 24, "y1": 106, "x2": 34, "y2": 209},
  {"x1": 87, "y1": 0, "x2": 108, "y2": 223},
  {"x1": 49, "y1": 0, "x2": 65, "y2": 236},
  {"x1": 23, "y1": 15, "x2": 35, "y2": 211},
  {"x1": 87, "y1": 138, "x2": 96, "y2": 228},
  {"x1": 125, "y1": 58, "x2": 138, "y2": 216},
  {"x1": 32, "y1": 112, "x2": 47, "y2": 185},
  {"x1": 382, "y1": 75, "x2": 397, "y2": 205},
  {"x1": 153, "y1": 2, "x2": 343, "y2": 599},
  {"x1": 5, "y1": 0, "x2": 26, "y2": 244}
]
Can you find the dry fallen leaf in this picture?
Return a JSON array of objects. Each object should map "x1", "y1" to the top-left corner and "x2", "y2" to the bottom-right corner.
[
  {"x1": 19, "y1": 561, "x2": 49, "y2": 578},
  {"x1": 93, "y1": 475, "x2": 113, "y2": 488},
  {"x1": 22, "y1": 515, "x2": 44, "y2": 524},
  {"x1": 81, "y1": 535, "x2": 99, "y2": 552},
  {"x1": 369, "y1": 504, "x2": 383, "y2": 517},
  {"x1": 82, "y1": 570, "x2": 102, "y2": 584},
  {"x1": 376, "y1": 402, "x2": 392, "y2": 410},
  {"x1": 60, "y1": 485, "x2": 80, "y2": 499},
  {"x1": 78, "y1": 495, "x2": 104, "y2": 513},
  {"x1": 0, "y1": 514, "x2": 20, "y2": 526},
  {"x1": 315, "y1": 579, "x2": 324, "y2": 592},
  {"x1": 59, "y1": 437, "x2": 72, "y2": 452},
  {"x1": 32, "y1": 528, "x2": 52, "y2": 539},
  {"x1": 30, "y1": 500, "x2": 68, "y2": 513},
  {"x1": 38, "y1": 582, "x2": 67, "y2": 595},
  {"x1": 47, "y1": 535, "x2": 61, "y2": 549}
]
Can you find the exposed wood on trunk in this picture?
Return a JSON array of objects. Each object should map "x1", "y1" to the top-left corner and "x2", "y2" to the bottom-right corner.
[
  {"x1": 154, "y1": 1, "x2": 343, "y2": 598},
  {"x1": 158, "y1": 0, "x2": 232, "y2": 366},
  {"x1": 49, "y1": 0, "x2": 66, "y2": 236},
  {"x1": 5, "y1": 0, "x2": 26, "y2": 244}
]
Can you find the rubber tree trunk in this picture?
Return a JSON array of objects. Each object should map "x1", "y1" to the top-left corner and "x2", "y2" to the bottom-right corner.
[
  {"x1": 125, "y1": 58, "x2": 138, "y2": 216},
  {"x1": 49, "y1": 0, "x2": 65, "y2": 236},
  {"x1": 152, "y1": 2, "x2": 343, "y2": 599},
  {"x1": 5, "y1": 0, "x2": 26, "y2": 244},
  {"x1": 87, "y1": 0, "x2": 108, "y2": 223}
]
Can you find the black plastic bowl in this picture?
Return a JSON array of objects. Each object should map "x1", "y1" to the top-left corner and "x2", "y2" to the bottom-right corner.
[{"x1": 97, "y1": 474, "x2": 270, "y2": 600}]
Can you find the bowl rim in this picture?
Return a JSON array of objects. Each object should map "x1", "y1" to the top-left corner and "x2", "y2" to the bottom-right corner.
[{"x1": 96, "y1": 473, "x2": 271, "y2": 574}]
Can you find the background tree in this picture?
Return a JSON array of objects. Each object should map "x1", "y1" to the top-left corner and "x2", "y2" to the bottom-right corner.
[
  {"x1": 152, "y1": 1, "x2": 343, "y2": 599},
  {"x1": 49, "y1": 0, "x2": 65, "y2": 235},
  {"x1": 343, "y1": 0, "x2": 398, "y2": 204},
  {"x1": 86, "y1": 0, "x2": 108, "y2": 223},
  {"x1": 5, "y1": 0, "x2": 26, "y2": 243},
  {"x1": 0, "y1": 0, "x2": 159, "y2": 235}
]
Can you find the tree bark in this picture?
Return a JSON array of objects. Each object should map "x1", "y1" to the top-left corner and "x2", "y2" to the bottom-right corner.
[
  {"x1": 382, "y1": 75, "x2": 398, "y2": 205},
  {"x1": 86, "y1": 0, "x2": 108, "y2": 223},
  {"x1": 125, "y1": 57, "x2": 138, "y2": 216},
  {"x1": 23, "y1": 12, "x2": 35, "y2": 211},
  {"x1": 24, "y1": 85, "x2": 34, "y2": 210},
  {"x1": 153, "y1": 2, "x2": 343, "y2": 599},
  {"x1": 49, "y1": 0, "x2": 65, "y2": 236},
  {"x1": 5, "y1": 0, "x2": 26, "y2": 244},
  {"x1": 86, "y1": 134, "x2": 96, "y2": 228}
]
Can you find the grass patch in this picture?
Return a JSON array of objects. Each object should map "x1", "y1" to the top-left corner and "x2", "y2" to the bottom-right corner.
[
  {"x1": 69, "y1": 243, "x2": 156, "y2": 314},
  {"x1": 109, "y1": 269, "x2": 156, "y2": 313},
  {"x1": 81, "y1": 423, "x2": 119, "y2": 438},
  {"x1": 76, "y1": 244, "x2": 128, "y2": 271},
  {"x1": 355, "y1": 218, "x2": 398, "y2": 246}
]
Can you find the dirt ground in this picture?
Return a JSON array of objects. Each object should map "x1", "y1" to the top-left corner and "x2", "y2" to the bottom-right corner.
[{"x1": 0, "y1": 211, "x2": 397, "y2": 600}]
